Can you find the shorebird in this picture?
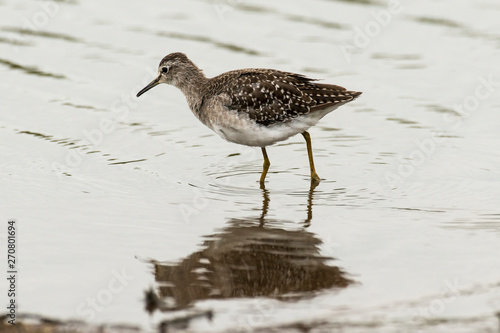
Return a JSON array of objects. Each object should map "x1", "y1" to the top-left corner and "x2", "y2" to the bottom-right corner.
[{"x1": 137, "y1": 53, "x2": 361, "y2": 184}]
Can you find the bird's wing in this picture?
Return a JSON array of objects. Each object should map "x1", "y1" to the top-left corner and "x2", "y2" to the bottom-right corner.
[
  {"x1": 300, "y1": 82, "x2": 362, "y2": 112},
  {"x1": 214, "y1": 69, "x2": 315, "y2": 126},
  {"x1": 211, "y1": 69, "x2": 361, "y2": 126}
]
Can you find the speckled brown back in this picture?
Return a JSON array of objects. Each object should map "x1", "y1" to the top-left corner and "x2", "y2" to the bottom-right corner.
[{"x1": 206, "y1": 69, "x2": 361, "y2": 126}]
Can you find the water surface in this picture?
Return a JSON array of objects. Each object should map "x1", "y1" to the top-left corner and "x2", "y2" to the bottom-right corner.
[{"x1": 1, "y1": 0, "x2": 500, "y2": 332}]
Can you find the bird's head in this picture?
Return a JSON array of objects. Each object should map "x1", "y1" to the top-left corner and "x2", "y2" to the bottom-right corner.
[{"x1": 137, "y1": 52, "x2": 198, "y2": 97}]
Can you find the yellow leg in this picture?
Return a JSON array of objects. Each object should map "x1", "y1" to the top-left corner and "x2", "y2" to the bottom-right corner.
[
  {"x1": 302, "y1": 131, "x2": 321, "y2": 182},
  {"x1": 259, "y1": 147, "x2": 270, "y2": 184}
]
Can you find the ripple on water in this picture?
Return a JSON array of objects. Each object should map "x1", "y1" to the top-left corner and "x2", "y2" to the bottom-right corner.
[
  {"x1": 445, "y1": 213, "x2": 500, "y2": 233},
  {"x1": 0, "y1": 58, "x2": 67, "y2": 79},
  {"x1": 0, "y1": 36, "x2": 31, "y2": 46},
  {"x1": 18, "y1": 130, "x2": 88, "y2": 149},
  {"x1": 232, "y1": 3, "x2": 347, "y2": 30},
  {"x1": 191, "y1": 159, "x2": 386, "y2": 212},
  {"x1": 1, "y1": 26, "x2": 82, "y2": 43},
  {"x1": 330, "y1": 0, "x2": 384, "y2": 6},
  {"x1": 155, "y1": 31, "x2": 264, "y2": 56},
  {"x1": 198, "y1": 161, "x2": 334, "y2": 200},
  {"x1": 423, "y1": 104, "x2": 462, "y2": 117},
  {"x1": 414, "y1": 16, "x2": 464, "y2": 29}
]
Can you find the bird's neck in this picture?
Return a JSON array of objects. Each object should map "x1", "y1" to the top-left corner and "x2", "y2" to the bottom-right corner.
[{"x1": 174, "y1": 66, "x2": 208, "y2": 113}]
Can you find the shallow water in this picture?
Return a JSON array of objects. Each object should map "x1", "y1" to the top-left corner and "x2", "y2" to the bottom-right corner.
[{"x1": 1, "y1": 0, "x2": 500, "y2": 332}]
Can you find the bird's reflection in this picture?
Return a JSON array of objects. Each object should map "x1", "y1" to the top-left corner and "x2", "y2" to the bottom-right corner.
[{"x1": 147, "y1": 182, "x2": 352, "y2": 312}]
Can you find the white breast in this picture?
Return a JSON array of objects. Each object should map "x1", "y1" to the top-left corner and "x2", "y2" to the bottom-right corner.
[{"x1": 211, "y1": 111, "x2": 332, "y2": 147}]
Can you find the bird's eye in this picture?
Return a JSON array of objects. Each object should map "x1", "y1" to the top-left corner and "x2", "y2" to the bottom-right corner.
[{"x1": 161, "y1": 66, "x2": 169, "y2": 74}]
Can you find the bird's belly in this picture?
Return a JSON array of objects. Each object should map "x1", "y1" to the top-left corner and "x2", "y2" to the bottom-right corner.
[{"x1": 212, "y1": 116, "x2": 317, "y2": 147}]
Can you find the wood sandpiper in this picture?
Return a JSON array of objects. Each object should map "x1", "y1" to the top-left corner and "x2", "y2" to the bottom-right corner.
[{"x1": 137, "y1": 53, "x2": 361, "y2": 184}]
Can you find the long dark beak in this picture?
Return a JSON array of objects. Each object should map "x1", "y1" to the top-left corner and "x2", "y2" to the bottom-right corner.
[{"x1": 137, "y1": 76, "x2": 161, "y2": 97}]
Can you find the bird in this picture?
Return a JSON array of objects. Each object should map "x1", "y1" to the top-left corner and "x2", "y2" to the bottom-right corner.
[{"x1": 136, "y1": 52, "x2": 361, "y2": 184}]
